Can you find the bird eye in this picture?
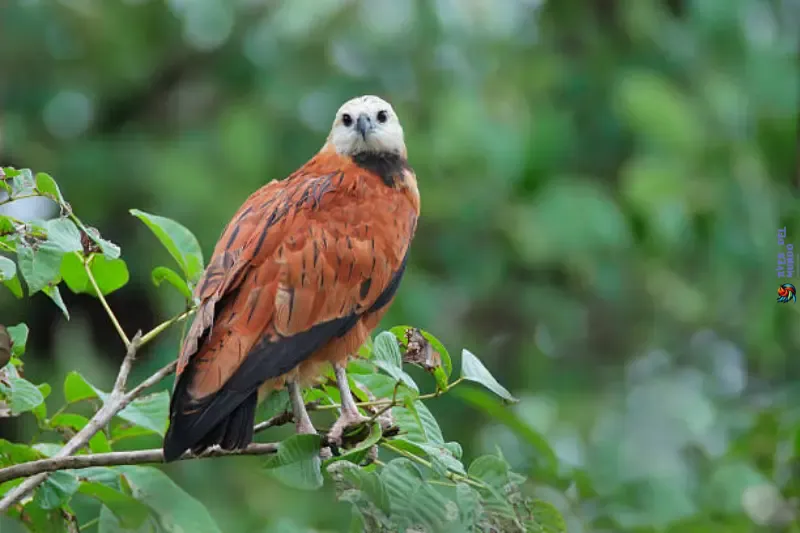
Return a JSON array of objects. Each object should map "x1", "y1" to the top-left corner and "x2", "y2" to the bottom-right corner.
[
  {"x1": 376, "y1": 110, "x2": 388, "y2": 124},
  {"x1": 342, "y1": 113, "x2": 353, "y2": 127}
]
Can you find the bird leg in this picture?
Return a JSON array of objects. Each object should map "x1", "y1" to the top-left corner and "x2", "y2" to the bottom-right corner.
[
  {"x1": 327, "y1": 362, "x2": 370, "y2": 446},
  {"x1": 287, "y1": 379, "x2": 332, "y2": 458}
]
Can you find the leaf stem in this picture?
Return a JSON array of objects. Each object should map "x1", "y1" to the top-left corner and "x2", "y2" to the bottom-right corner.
[
  {"x1": 140, "y1": 308, "x2": 195, "y2": 347},
  {"x1": 379, "y1": 440, "x2": 485, "y2": 490},
  {"x1": 0, "y1": 193, "x2": 41, "y2": 207},
  {"x1": 80, "y1": 253, "x2": 130, "y2": 347},
  {"x1": 314, "y1": 376, "x2": 465, "y2": 412},
  {"x1": 78, "y1": 517, "x2": 99, "y2": 531}
]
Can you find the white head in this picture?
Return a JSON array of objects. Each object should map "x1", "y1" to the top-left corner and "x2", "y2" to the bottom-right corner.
[{"x1": 325, "y1": 95, "x2": 406, "y2": 157}]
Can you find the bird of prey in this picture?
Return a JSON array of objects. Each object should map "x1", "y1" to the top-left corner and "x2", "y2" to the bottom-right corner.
[{"x1": 162, "y1": 95, "x2": 420, "y2": 461}]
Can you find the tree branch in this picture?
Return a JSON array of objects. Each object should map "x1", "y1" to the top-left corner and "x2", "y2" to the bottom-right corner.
[
  {"x1": 0, "y1": 443, "x2": 279, "y2": 484},
  {"x1": 0, "y1": 331, "x2": 157, "y2": 512}
]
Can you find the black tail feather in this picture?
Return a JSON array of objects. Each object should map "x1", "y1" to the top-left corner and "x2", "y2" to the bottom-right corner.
[{"x1": 163, "y1": 387, "x2": 258, "y2": 462}]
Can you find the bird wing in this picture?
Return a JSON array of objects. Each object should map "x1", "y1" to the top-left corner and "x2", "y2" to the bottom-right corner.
[{"x1": 166, "y1": 151, "x2": 418, "y2": 451}]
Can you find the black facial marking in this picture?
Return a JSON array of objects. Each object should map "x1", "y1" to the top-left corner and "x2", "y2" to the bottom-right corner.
[{"x1": 351, "y1": 152, "x2": 410, "y2": 188}]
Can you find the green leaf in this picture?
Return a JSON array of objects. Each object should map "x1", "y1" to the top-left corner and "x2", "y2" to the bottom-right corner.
[
  {"x1": 73, "y1": 466, "x2": 122, "y2": 486},
  {"x1": 59, "y1": 253, "x2": 86, "y2": 294},
  {"x1": 151, "y1": 265, "x2": 193, "y2": 300},
  {"x1": 454, "y1": 387, "x2": 557, "y2": 474},
  {"x1": 63, "y1": 371, "x2": 98, "y2": 403},
  {"x1": 43, "y1": 284, "x2": 70, "y2": 319},
  {"x1": 79, "y1": 481, "x2": 151, "y2": 529},
  {"x1": 86, "y1": 385, "x2": 168, "y2": 436},
  {"x1": 3, "y1": 275, "x2": 23, "y2": 298},
  {"x1": 468, "y1": 455, "x2": 511, "y2": 488},
  {"x1": 33, "y1": 443, "x2": 63, "y2": 458},
  {"x1": 9, "y1": 375, "x2": 45, "y2": 415},
  {"x1": 32, "y1": 383, "x2": 51, "y2": 422},
  {"x1": 49, "y1": 413, "x2": 112, "y2": 452},
  {"x1": 114, "y1": 392, "x2": 169, "y2": 436},
  {"x1": 130, "y1": 209, "x2": 204, "y2": 284},
  {"x1": 422, "y1": 330, "x2": 452, "y2": 376},
  {"x1": 374, "y1": 331, "x2": 402, "y2": 367},
  {"x1": 418, "y1": 442, "x2": 466, "y2": 476},
  {"x1": 326, "y1": 421, "x2": 383, "y2": 466},
  {"x1": 460, "y1": 349, "x2": 517, "y2": 402},
  {"x1": 77, "y1": 223, "x2": 121, "y2": 260},
  {"x1": 525, "y1": 499, "x2": 567, "y2": 533},
  {"x1": 98, "y1": 505, "x2": 156, "y2": 533},
  {"x1": 88, "y1": 255, "x2": 129, "y2": 295},
  {"x1": 50, "y1": 412, "x2": 90, "y2": 430},
  {"x1": 0, "y1": 214, "x2": 14, "y2": 234},
  {"x1": 111, "y1": 424, "x2": 160, "y2": 444},
  {"x1": 44, "y1": 218, "x2": 82, "y2": 253},
  {"x1": 7, "y1": 323, "x2": 28, "y2": 357},
  {"x1": 263, "y1": 434, "x2": 324, "y2": 490},
  {"x1": 34, "y1": 470, "x2": 79, "y2": 510},
  {"x1": 17, "y1": 242, "x2": 64, "y2": 295},
  {"x1": 455, "y1": 483, "x2": 483, "y2": 529},
  {"x1": 0, "y1": 256, "x2": 16, "y2": 281},
  {"x1": 18, "y1": 501, "x2": 70, "y2": 533},
  {"x1": 11, "y1": 168, "x2": 35, "y2": 196},
  {"x1": 336, "y1": 463, "x2": 392, "y2": 516},
  {"x1": 372, "y1": 332, "x2": 419, "y2": 393},
  {"x1": 391, "y1": 326, "x2": 453, "y2": 379},
  {"x1": 389, "y1": 437, "x2": 466, "y2": 477},
  {"x1": 351, "y1": 372, "x2": 415, "y2": 402},
  {"x1": 35, "y1": 172, "x2": 65, "y2": 204},
  {"x1": 380, "y1": 458, "x2": 452, "y2": 531},
  {"x1": 115, "y1": 466, "x2": 222, "y2": 533},
  {"x1": 393, "y1": 400, "x2": 444, "y2": 444},
  {"x1": 61, "y1": 253, "x2": 129, "y2": 296},
  {"x1": 0, "y1": 438, "x2": 44, "y2": 465}
]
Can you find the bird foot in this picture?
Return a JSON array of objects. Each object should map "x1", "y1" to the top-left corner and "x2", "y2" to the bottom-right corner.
[
  {"x1": 294, "y1": 417, "x2": 334, "y2": 459},
  {"x1": 327, "y1": 411, "x2": 371, "y2": 448}
]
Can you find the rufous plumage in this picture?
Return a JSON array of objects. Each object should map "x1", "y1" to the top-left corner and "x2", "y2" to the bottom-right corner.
[{"x1": 163, "y1": 95, "x2": 419, "y2": 461}]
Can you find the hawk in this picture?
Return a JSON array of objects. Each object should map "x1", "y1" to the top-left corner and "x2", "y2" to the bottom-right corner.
[{"x1": 163, "y1": 95, "x2": 419, "y2": 461}]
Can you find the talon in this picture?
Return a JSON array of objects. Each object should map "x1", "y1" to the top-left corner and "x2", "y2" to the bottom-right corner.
[{"x1": 326, "y1": 411, "x2": 370, "y2": 448}]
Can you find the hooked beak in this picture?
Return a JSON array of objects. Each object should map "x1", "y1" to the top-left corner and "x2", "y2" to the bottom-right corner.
[{"x1": 356, "y1": 113, "x2": 372, "y2": 140}]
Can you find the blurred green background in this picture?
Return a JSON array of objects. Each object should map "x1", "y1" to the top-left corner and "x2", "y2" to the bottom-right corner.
[{"x1": 2, "y1": 0, "x2": 799, "y2": 531}]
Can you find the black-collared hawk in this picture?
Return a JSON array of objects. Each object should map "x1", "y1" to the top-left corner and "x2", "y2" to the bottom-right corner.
[{"x1": 162, "y1": 95, "x2": 420, "y2": 461}]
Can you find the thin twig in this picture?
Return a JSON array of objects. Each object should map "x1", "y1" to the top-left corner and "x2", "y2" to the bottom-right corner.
[
  {"x1": 0, "y1": 443, "x2": 279, "y2": 484},
  {"x1": 315, "y1": 377, "x2": 465, "y2": 411},
  {"x1": 112, "y1": 331, "x2": 142, "y2": 393},
  {"x1": 254, "y1": 411, "x2": 294, "y2": 434},
  {"x1": 140, "y1": 308, "x2": 195, "y2": 346},
  {"x1": 126, "y1": 361, "x2": 176, "y2": 399},
  {"x1": 78, "y1": 517, "x2": 99, "y2": 531},
  {"x1": 81, "y1": 253, "x2": 130, "y2": 347},
  {"x1": 380, "y1": 440, "x2": 486, "y2": 490}
]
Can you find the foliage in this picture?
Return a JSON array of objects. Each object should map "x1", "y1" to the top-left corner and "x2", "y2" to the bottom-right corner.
[
  {"x1": 1, "y1": 1, "x2": 799, "y2": 531},
  {"x1": 0, "y1": 167, "x2": 565, "y2": 532}
]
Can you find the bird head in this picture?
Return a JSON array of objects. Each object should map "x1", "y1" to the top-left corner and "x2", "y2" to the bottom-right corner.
[{"x1": 325, "y1": 95, "x2": 406, "y2": 157}]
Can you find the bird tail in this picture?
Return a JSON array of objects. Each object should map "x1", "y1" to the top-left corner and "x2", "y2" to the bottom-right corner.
[{"x1": 162, "y1": 382, "x2": 258, "y2": 462}]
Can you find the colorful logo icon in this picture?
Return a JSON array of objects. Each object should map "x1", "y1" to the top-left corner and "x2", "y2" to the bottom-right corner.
[{"x1": 777, "y1": 283, "x2": 796, "y2": 303}]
